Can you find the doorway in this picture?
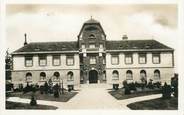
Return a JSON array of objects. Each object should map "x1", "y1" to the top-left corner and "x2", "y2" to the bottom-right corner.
[{"x1": 89, "y1": 70, "x2": 98, "y2": 83}]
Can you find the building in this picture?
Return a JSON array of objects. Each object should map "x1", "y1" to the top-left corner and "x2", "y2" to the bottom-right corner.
[{"x1": 11, "y1": 18, "x2": 175, "y2": 88}]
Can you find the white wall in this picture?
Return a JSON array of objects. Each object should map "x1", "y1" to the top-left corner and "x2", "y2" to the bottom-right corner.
[
  {"x1": 106, "y1": 52, "x2": 173, "y2": 68},
  {"x1": 13, "y1": 54, "x2": 80, "y2": 71}
]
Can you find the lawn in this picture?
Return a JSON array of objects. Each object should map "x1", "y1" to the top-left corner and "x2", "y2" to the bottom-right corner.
[
  {"x1": 127, "y1": 97, "x2": 178, "y2": 110},
  {"x1": 109, "y1": 88, "x2": 161, "y2": 100},
  {"x1": 6, "y1": 101, "x2": 58, "y2": 110},
  {"x1": 7, "y1": 91, "x2": 78, "y2": 102}
]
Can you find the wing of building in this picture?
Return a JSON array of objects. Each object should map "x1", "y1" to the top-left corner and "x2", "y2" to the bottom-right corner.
[{"x1": 11, "y1": 18, "x2": 174, "y2": 88}]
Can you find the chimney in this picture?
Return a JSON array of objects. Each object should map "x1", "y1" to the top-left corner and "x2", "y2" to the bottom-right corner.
[
  {"x1": 122, "y1": 35, "x2": 128, "y2": 40},
  {"x1": 24, "y1": 33, "x2": 28, "y2": 46}
]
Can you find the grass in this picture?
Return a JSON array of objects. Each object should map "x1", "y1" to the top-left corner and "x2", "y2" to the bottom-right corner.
[
  {"x1": 127, "y1": 97, "x2": 178, "y2": 110},
  {"x1": 7, "y1": 91, "x2": 78, "y2": 102},
  {"x1": 109, "y1": 88, "x2": 161, "y2": 100},
  {"x1": 6, "y1": 101, "x2": 58, "y2": 110}
]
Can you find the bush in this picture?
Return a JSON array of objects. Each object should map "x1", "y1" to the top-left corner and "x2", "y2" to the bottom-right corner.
[
  {"x1": 23, "y1": 82, "x2": 32, "y2": 94},
  {"x1": 162, "y1": 82, "x2": 172, "y2": 99},
  {"x1": 135, "y1": 82, "x2": 141, "y2": 88},
  {"x1": 30, "y1": 95, "x2": 37, "y2": 106},
  {"x1": 39, "y1": 86, "x2": 44, "y2": 94},
  {"x1": 53, "y1": 84, "x2": 60, "y2": 98},
  {"x1": 147, "y1": 79, "x2": 154, "y2": 89},
  {"x1": 44, "y1": 82, "x2": 49, "y2": 94},
  {"x1": 128, "y1": 82, "x2": 136, "y2": 91},
  {"x1": 124, "y1": 85, "x2": 131, "y2": 95},
  {"x1": 68, "y1": 85, "x2": 74, "y2": 92},
  {"x1": 153, "y1": 82, "x2": 161, "y2": 89},
  {"x1": 171, "y1": 74, "x2": 178, "y2": 97},
  {"x1": 113, "y1": 84, "x2": 119, "y2": 90}
]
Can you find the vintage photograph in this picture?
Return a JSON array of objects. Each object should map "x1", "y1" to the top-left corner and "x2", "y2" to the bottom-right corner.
[{"x1": 5, "y1": 4, "x2": 178, "y2": 110}]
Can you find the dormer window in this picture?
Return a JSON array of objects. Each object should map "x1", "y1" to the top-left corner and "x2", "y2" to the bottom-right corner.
[{"x1": 89, "y1": 44, "x2": 95, "y2": 48}]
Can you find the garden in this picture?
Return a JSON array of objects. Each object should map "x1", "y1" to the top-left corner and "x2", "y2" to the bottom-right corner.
[
  {"x1": 6, "y1": 79, "x2": 78, "y2": 109},
  {"x1": 109, "y1": 74, "x2": 178, "y2": 110}
]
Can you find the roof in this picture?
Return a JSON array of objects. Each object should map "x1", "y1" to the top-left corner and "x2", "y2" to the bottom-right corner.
[
  {"x1": 84, "y1": 18, "x2": 100, "y2": 24},
  {"x1": 13, "y1": 41, "x2": 78, "y2": 54},
  {"x1": 106, "y1": 39, "x2": 173, "y2": 51},
  {"x1": 12, "y1": 39, "x2": 173, "y2": 54}
]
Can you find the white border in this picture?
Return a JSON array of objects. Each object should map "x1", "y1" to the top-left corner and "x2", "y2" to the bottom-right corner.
[{"x1": 1, "y1": 0, "x2": 183, "y2": 115}]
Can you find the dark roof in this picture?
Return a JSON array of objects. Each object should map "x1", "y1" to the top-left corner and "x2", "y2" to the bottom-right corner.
[
  {"x1": 84, "y1": 18, "x2": 100, "y2": 24},
  {"x1": 106, "y1": 39, "x2": 173, "y2": 51},
  {"x1": 13, "y1": 41, "x2": 78, "y2": 53}
]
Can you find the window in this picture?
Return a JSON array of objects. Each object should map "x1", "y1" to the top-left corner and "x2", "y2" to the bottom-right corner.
[
  {"x1": 112, "y1": 70, "x2": 119, "y2": 80},
  {"x1": 103, "y1": 57, "x2": 106, "y2": 64},
  {"x1": 53, "y1": 72, "x2": 60, "y2": 81},
  {"x1": 90, "y1": 56, "x2": 96, "y2": 64},
  {"x1": 25, "y1": 56, "x2": 33, "y2": 67},
  {"x1": 125, "y1": 54, "x2": 133, "y2": 64},
  {"x1": 99, "y1": 44, "x2": 103, "y2": 48},
  {"x1": 154, "y1": 70, "x2": 160, "y2": 80},
  {"x1": 152, "y1": 53, "x2": 160, "y2": 64},
  {"x1": 53, "y1": 55, "x2": 60, "y2": 66},
  {"x1": 111, "y1": 55, "x2": 119, "y2": 65},
  {"x1": 126, "y1": 70, "x2": 133, "y2": 80},
  {"x1": 67, "y1": 71, "x2": 74, "y2": 81},
  {"x1": 103, "y1": 71, "x2": 106, "y2": 81},
  {"x1": 140, "y1": 70, "x2": 147, "y2": 83},
  {"x1": 89, "y1": 34, "x2": 95, "y2": 39},
  {"x1": 39, "y1": 55, "x2": 47, "y2": 66},
  {"x1": 40, "y1": 72, "x2": 46, "y2": 81},
  {"x1": 89, "y1": 44, "x2": 95, "y2": 48},
  {"x1": 26, "y1": 72, "x2": 32, "y2": 82},
  {"x1": 139, "y1": 54, "x2": 146, "y2": 64},
  {"x1": 81, "y1": 44, "x2": 85, "y2": 49},
  {"x1": 66, "y1": 56, "x2": 74, "y2": 66}
]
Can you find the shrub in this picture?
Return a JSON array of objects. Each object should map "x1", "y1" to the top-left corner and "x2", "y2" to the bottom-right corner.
[
  {"x1": 135, "y1": 81, "x2": 141, "y2": 88},
  {"x1": 113, "y1": 84, "x2": 119, "y2": 90},
  {"x1": 124, "y1": 85, "x2": 131, "y2": 95},
  {"x1": 147, "y1": 79, "x2": 154, "y2": 89},
  {"x1": 30, "y1": 95, "x2": 37, "y2": 106},
  {"x1": 171, "y1": 74, "x2": 178, "y2": 97},
  {"x1": 153, "y1": 82, "x2": 161, "y2": 89},
  {"x1": 53, "y1": 84, "x2": 60, "y2": 98},
  {"x1": 23, "y1": 82, "x2": 32, "y2": 94},
  {"x1": 44, "y1": 82, "x2": 49, "y2": 94},
  {"x1": 40, "y1": 86, "x2": 44, "y2": 94},
  {"x1": 162, "y1": 82, "x2": 172, "y2": 99},
  {"x1": 68, "y1": 85, "x2": 74, "y2": 92},
  {"x1": 128, "y1": 82, "x2": 136, "y2": 91}
]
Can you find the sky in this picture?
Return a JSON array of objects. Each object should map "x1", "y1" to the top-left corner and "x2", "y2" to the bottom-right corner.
[{"x1": 6, "y1": 4, "x2": 178, "y2": 70}]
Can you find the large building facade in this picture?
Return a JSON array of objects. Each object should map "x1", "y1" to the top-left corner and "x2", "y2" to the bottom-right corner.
[{"x1": 11, "y1": 18, "x2": 175, "y2": 88}]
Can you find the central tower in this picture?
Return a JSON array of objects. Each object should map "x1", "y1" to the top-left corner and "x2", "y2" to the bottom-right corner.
[{"x1": 78, "y1": 18, "x2": 106, "y2": 84}]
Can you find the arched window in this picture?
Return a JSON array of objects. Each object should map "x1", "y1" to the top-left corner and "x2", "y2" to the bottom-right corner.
[
  {"x1": 26, "y1": 72, "x2": 32, "y2": 82},
  {"x1": 67, "y1": 71, "x2": 74, "y2": 81},
  {"x1": 112, "y1": 70, "x2": 119, "y2": 80},
  {"x1": 154, "y1": 70, "x2": 160, "y2": 80},
  {"x1": 40, "y1": 72, "x2": 46, "y2": 81},
  {"x1": 126, "y1": 70, "x2": 133, "y2": 80},
  {"x1": 140, "y1": 70, "x2": 147, "y2": 82},
  {"x1": 89, "y1": 34, "x2": 95, "y2": 39},
  {"x1": 53, "y1": 72, "x2": 60, "y2": 81},
  {"x1": 103, "y1": 71, "x2": 106, "y2": 81}
]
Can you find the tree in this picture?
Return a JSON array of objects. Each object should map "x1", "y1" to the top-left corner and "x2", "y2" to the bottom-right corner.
[
  {"x1": 5, "y1": 49, "x2": 12, "y2": 81},
  {"x1": 162, "y1": 82, "x2": 172, "y2": 99},
  {"x1": 171, "y1": 73, "x2": 178, "y2": 97}
]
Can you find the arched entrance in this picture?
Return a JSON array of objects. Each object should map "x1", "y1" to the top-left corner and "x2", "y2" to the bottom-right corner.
[{"x1": 89, "y1": 70, "x2": 98, "y2": 83}]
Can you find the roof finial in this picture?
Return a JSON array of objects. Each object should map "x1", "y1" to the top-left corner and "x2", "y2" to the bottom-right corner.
[{"x1": 24, "y1": 33, "x2": 28, "y2": 46}]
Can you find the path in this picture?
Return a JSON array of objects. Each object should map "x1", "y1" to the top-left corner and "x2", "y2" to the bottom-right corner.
[{"x1": 7, "y1": 84, "x2": 162, "y2": 109}]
